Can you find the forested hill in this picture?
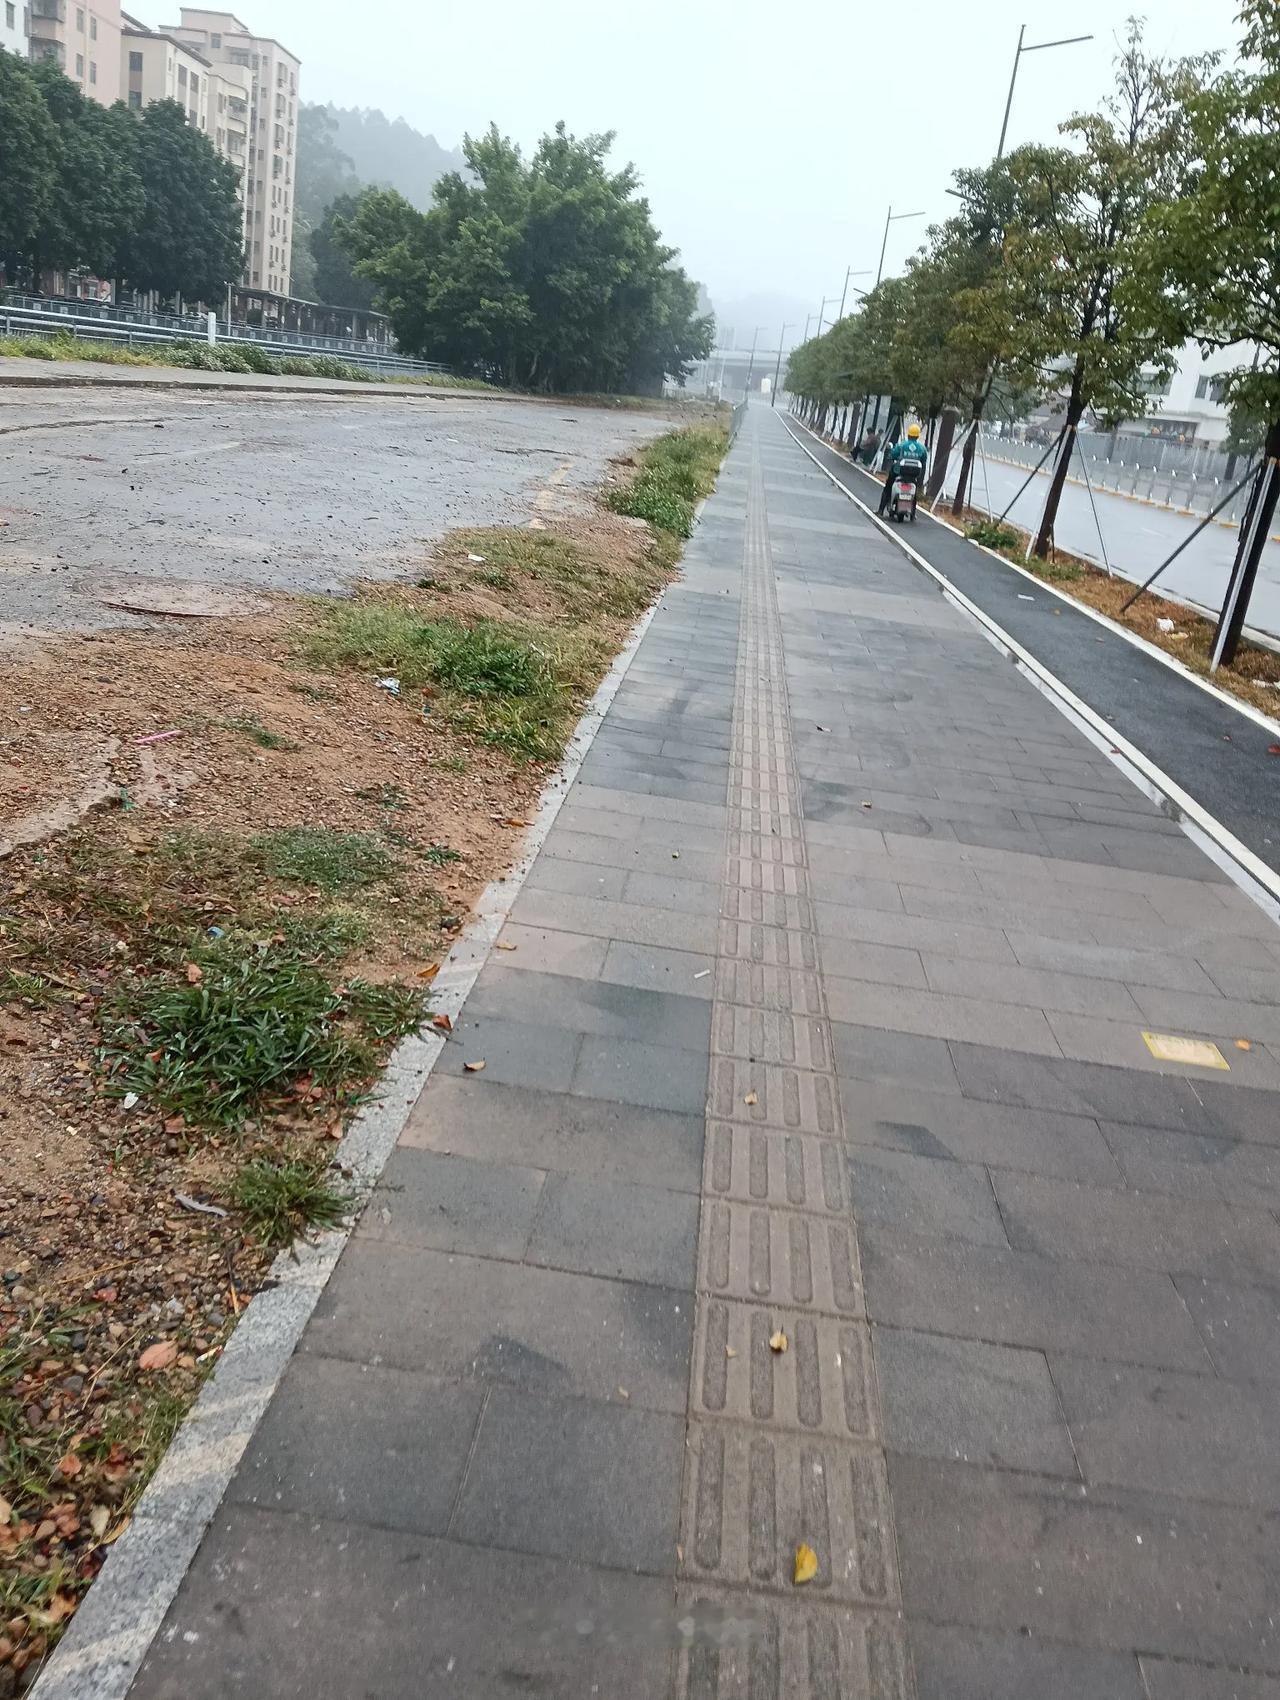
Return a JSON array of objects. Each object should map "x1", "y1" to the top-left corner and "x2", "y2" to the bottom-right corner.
[{"x1": 304, "y1": 105, "x2": 467, "y2": 213}]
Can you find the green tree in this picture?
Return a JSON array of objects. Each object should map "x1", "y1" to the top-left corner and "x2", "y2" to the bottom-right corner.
[
  {"x1": 119, "y1": 100, "x2": 243, "y2": 303},
  {"x1": 311, "y1": 194, "x2": 376, "y2": 310},
  {"x1": 339, "y1": 123, "x2": 710, "y2": 392},
  {"x1": 1133, "y1": 0, "x2": 1280, "y2": 657},
  {"x1": 0, "y1": 51, "x2": 60, "y2": 279},
  {"x1": 997, "y1": 22, "x2": 1208, "y2": 556},
  {"x1": 30, "y1": 63, "x2": 143, "y2": 285}
]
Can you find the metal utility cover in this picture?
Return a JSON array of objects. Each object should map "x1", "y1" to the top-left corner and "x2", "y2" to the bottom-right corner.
[{"x1": 1142, "y1": 1031, "x2": 1230, "y2": 1070}]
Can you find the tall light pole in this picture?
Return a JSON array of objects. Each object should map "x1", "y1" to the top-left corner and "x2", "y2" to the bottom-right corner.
[
  {"x1": 876, "y1": 205, "x2": 926, "y2": 287},
  {"x1": 815, "y1": 295, "x2": 836, "y2": 338},
  {"x1": 802, "y1": 313, "x2": 814, "y2": 344},
  {"x1": 997, "y1": 26, "x2": 1093, "y2": 158},
  {"x1": 837, "y1": 267, "x2": 872, "y2": 321},
  {"x1": 742, "y1": 324, "x2": 765, "y2": 399},
  {"x1": 770, "y1": 322, "x2": 794, "y2": 408}
]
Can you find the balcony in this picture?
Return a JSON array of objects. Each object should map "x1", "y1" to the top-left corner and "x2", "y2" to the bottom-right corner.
[
  {"x1": 29, "y1": 35, "x2": 66, "y2": 65},
  {"x1": 31, "y1": 0, "x2": 66, "y2": 18}
]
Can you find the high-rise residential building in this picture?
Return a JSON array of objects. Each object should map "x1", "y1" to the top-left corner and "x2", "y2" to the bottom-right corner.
[
  {"x1": 2, "y1": 1, "x2": 30, "y2": 55},
  {"x1": 29, "y1": 0, "x2": 121, "y2": 104},
  {"x1": 160, "y1": 9, "x2": 299, "y2": 296}
]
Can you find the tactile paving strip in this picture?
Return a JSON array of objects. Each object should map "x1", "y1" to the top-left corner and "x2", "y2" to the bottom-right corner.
[{"x1": 676, "y1": 439, "x2": 914, "y2": 1696}]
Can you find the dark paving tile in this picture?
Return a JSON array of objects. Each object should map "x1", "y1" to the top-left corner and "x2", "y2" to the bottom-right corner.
[
  {"x1": 842, "y1": 1080, "x2": 1123, "y2": 1185},
  {"x1": 876, "y1": 1327, "x2": 1075, "y2": 1475},
  {"x1": 465, "y1": 967, "x2": 712, "y2": 1054},
  {"x1": 435, "y1": 1014, "x2": 581, "y2": 1090},
  {"x1": 1052, "y1": 1356, "x2": 1280, "y2": 1508},
  {"x1": 910, "y1": 1624, "x2": 1145, "y2": 1700},
  {"x1": 523, "y1": 856, "x2": 629, "y2": 901},
  {"x1": 487, "y1": 921, "x2": 609, "y2": 980},
  {"x1": 511, "y1": 887, "x2": 720, "y2": 954},
  {"x1": 890, "y1": 1453, "x2": 1280, "y2": 1667},
  {"x1": 227, "y1": 1354, "x2": 481, "y2": 1532},
  {"x1": 526, "y1": 1173, "x2": 699, "y2": 1290},
  {"x1": 850, "y1": 1149, "x2": 1009, "y2": 1248},
  {"x1": 402, "y1": 1076, "x2": 703, "y2": 1193},
  {"x1": 360, "y1": 1148, "x2": 545, "y2": 1258},
  {"x1": 572, "y1": 1034, "x2": 709, "y2": 1113},
  {"x1": 1173, "y1": 1276, "x2": 1280, "y2": 1384},
  {"x1": 863, "y1": 1228, "x2": 1211, "y2": 1372},
  {"x1": 452, "y1": 1387, "x2": 683, "y2": 1574},
  {"x1": 831, "y1": 1022, "x2": 962, "y2": 1097},
  {"x1": 600, "y1": 938, "x2": 717, "y2": 998},
  {"x1": 991, "y1": 1169, "x2": 1280, "y2": 1285},
  {"x1": 130, "y1": 1507, "x2": 676, "y2": 1699},
  {"x1": 621, "y1": 870, "x2": 723, "y2": 915},
  {"x1": 1140, "y1": 1658, "x2": 1280, "y2": 1699},
  {"x1": 307, "y1": 1241, "x2": 691, "y2": 1412}
]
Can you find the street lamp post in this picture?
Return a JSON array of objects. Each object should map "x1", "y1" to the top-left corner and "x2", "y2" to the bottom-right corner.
[
  {"x1": 837, "y1": 267, "x2": 872, "y2": 321},
  {"x1": 771, "y1": 322, "x2": 794, "y2": 408},
  {"x1": 743, "y1": 325, "x2": 765, "y2": 399},
  {"x1": 802, "y1": 313, "x2": 813, "y2": 344},
  {"x1": 815, "y1": 295, "x2": 836, "y2": 338},
  {"x1": 997, "y1": 26, "x2": 1093, "y2": 158},
  {"x1": 875, "y1": 205, "x2": 926, "y2": 287}
]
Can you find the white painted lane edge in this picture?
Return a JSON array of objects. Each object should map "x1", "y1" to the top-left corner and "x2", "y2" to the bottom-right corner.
[
  {"x1": 29, "y1": 578, "x2": 671, "y2": 1700},
  {"x1": 780, "y1": 414, "x2": 1280, "y2": 921}
]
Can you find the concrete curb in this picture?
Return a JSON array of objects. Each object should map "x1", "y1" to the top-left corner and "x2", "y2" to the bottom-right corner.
[
  {"x1": 27, "y1": 578, "x2": 670, "y2": 1700},
  {"x1": 781, "y1": 414, "x2": 1280, "y2": 920}
]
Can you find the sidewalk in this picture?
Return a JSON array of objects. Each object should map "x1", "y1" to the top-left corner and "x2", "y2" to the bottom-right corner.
[
  {"x1": 0, "y1": 354, "x2": 489, "y2": 401},
  {"x1": 115, "y1": 404, "x2": 1280, "y2": 1698}
]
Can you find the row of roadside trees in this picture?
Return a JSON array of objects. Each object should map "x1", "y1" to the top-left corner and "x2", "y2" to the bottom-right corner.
[
  {"x1": 785, "y1": 5, "x2": 1280, "y2": 661},
  {"x1": 0, "y1": 51, "x2": 243, "y2": 306}
]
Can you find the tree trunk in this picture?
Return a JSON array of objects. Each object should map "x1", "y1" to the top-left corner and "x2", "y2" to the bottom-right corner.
[
  {"x1": 1034, "y1": 363, "x2": 1087, "y2": 559},
  {"x1": 1213, "y1": 415, "x2": 1280, "y2": 668},
  {"x1": 951, "y1": 396, "x2": 985, "y2": 516},
  {"x1": 928, "y1": 410, "x2": 958, "y2": 501}
]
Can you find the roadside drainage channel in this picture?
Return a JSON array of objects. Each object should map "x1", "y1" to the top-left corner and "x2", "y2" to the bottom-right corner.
[
  {"x1": 28, "y1": 584, "x2": 671, "y2": 1700},
  {"x1": 780, "y1": 413, "x2": 1280, "y2": 926}
]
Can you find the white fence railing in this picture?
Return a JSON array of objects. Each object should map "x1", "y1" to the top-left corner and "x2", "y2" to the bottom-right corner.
[{"x1": 982, "y1": 436, "x2": 1253, "y2": 525}]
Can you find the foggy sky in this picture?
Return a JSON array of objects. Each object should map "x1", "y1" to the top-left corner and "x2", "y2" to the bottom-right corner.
[{"x1": 248, "y1": 0, "x2": 1241, "y2": 344}]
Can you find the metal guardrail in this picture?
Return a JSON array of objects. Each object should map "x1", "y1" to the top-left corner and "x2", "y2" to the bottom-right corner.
[
  {"x1": 980, "y1": 436, "x2": 1252, "y2": 525},
  {"x1": 0, "y1": 301, "x2": 448, "y2": 378},
  {"x1": 728, "y1": 399, "x2": 748, "y2": 445}
]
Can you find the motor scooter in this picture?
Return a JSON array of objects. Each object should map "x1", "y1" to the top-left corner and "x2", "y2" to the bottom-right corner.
[{"x1": 887, "y1": 461, "x2": 923, "y2": 523}]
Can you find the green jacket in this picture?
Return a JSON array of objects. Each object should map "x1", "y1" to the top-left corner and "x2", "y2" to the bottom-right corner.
[{"x1": 889, "y1": 435, "x2": 928, "y2": 473}]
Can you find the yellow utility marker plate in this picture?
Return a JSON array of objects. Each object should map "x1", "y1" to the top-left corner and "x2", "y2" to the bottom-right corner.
[{"x1": 1142, "y1": 1032, "x2": 1230, "y2": 1070}]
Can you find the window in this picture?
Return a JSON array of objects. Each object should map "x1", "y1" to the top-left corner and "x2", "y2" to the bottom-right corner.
[
  {"x1": 128, "y1": 88, "x2": 141, "y2": 107},
  {"x1": 89, "y1": 13, "x2": 95, "y2": 36},
  {"x1": 178, "y1": 63, "x2": 187, "y2": 85},
  {"x1": 210, "y1": 31, "x2": 220, "y2": 45},
  {"x1": 129, "y1": 49, "x2": 142, "y2": 70},
  {"x1": 75, "y1": 5, "x2": 83, "y2": 27},
  {"x1": 5, "y1": 3, "x2": 15, "y2": 24},
  {"x1": 190, "y1": 72, "x2": 198, "y2": 93},
  {"x1": 75, "y1": 51, "x2": 84, "y2": 74},
  {"x1": 88, "y1": 58, "x2": 95, "y2": 82},
  {"x1": 1195, "y1": 375, "x2": 1227, "y2": 404}
]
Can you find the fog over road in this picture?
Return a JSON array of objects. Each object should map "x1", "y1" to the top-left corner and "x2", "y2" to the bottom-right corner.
[{"x1": 0, "y1": 388, "x2": 665, "y2": 640}]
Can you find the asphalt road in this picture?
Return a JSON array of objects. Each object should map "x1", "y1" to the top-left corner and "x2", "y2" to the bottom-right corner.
[
  {"x1": 0, "y1": 386, "x2": 664, "y2": 640},
  {"x1": 788, "y1": 414, "x2": 1280, "y2": 881},
  {"x1": 942, "y1": 447, "x2": 1280, "y2": 641}
]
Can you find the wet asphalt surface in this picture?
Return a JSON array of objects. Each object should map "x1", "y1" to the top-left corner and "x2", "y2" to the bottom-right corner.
[{"x1": 0, "y1": 389, "x2": 665, "y2": 639}]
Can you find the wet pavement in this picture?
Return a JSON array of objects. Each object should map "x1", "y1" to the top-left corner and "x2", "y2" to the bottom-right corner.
[
  {"x1": 0, "y1": 386, "x2": 664, "y2": 639},
  {"x1": 91, "y1": 403, "x2": 1280, "y2": 1698}
]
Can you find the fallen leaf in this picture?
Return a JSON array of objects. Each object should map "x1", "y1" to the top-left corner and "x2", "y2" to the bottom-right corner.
[
  {"x1": 743, "y1": 1091, "x2": 758, "y2": 1107},
  {"x1": 769, "y1": 1330, "x2": 788, "y2": 1354},
  {"x1": 1269, "y1": 745, "x2": 1280, "y2": 757},
  {"x1": 495, "y1": 940, "x2": 518, "y2": 952},
  {"x1": 725, "y1": 1347, "x2": 737, "y2": 1359},
  {"x1": 417, "y1": 963, "x2": 440, "y2": 981},
  {"x1": 55, "y1": 1453, "x2": 81, "y2": 1479},
  {"x1": 464, "y1": 1059, "x2": 486, "y2": 1072},
  {"x1": 617, "y1": 1387, "x2": 629, "y2": 1399},
  {"x1": 88, "y1": 1505, "x2": 110, "y2": 1540},
  {"x1": 184, "y1": 963, "x2": 203, "y2": 985},
  {"x1": 138, "y1": 1340, "x2": 178, "y2": 1373},
  {"x1": 432, "y1": 1013, "x2": 453, "y2": 1032},
  {"x1": 503, "y1": 818, "x2": 532, "y2": 828},
  {"x1": 1236, "y1": 1039, "x2": 1253, "y2": 1051},
  {"x1": 793, "y1": 1543, "x2": 819, "y2": 1585},
  {"x1": 94, "y1": 1285, "x2": 118, "y2": 1302},
  {"x1": 0, "y1": 1494, "x2": 11, "y2": 1524}
]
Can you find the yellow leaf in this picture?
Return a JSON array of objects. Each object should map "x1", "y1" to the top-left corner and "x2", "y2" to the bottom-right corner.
[
  {"x1": 793, "y1": 1543, "x2": 819, "y2": 1585},
  {"x1": 1236, "y1": 1039, "x2": 1252, "y2": 1051},
  {"x1": 769, "y1": 1330, "x2": 788, "y2": 1354},
  {"x1": 743, "y1": 1091, "x2": 758, "y2": 1107},
  {"x1": 89, "y1": 1505, "x2": 110, "y2": 1540},
  {"x1": 464, "y1": 1059, "x2": 486, "y2": 1072},
  {"x1": 495, "y1": 940, "x2": 518, "y2": 951}
]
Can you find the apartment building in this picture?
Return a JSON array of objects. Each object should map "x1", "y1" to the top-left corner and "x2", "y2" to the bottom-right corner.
[
  {"x1": 29, "y1": 0, "x2": 121, "y2": 103},
  {"x1": 160, "y1": 9, "x2": 299, "y2": 295},
  {"x1": 2, "y1": 1, "x2": 30, "y2": 54}
]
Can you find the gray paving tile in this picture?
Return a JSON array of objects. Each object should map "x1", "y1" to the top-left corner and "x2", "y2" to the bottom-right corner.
[
  {"x1": 910, "y1": 1624, "x2": 1145, "y2": 1700},
  {"x1": 1126, "y1": 985, "x2": 1280, "y2": 1047},
  {"x1": 825, "y1": 979, "x2": 1062, "y2": 1054},
  {"x1": 922, "y1": 954, "x2": 1144, "y2": 1019},
  {"x1": 487, "y1": 921, "x2": 609, "y2": 980},
  {"x1": 991, "y1": 1169, "x2": 1280, "y2": 1284},
  {"x1": 600, "y1": 937, "x2": 717, "y2": 998},
  {"x1": 863, "y1": 1229, "x2": 1211, "y2": 1371},
  {"x1": 572, "y1": 1034, "x2": 709, "y2": 1113},
  {"x1": 543, "y1": 829, "x2": 723, "y2": 883},
  {"x1": 523, "y1": 855, "x2": 629, "y2": 901},
  {"x1": 1174, "y1": 1276, "x2": 1280, "y2": 1384},
  {"x1": 360, "y1": 1147, "x2": 545, "y2": 1258},
  {"x1": 831, "y1": 1022, "x2": 962, "y2": 1097},
  {"x1": 621, "y1": 869, "x2": 723, "y2": 915},
  {"x1": 889, "y1": 1454, "x2": 1280, "y2": 1667},
  {"x1": 850, "y1": 1149, "x2": 1009, "y2": 1248},
  {"x1": 435, "y1": 1014, "x2": 581, "y2": 1090},
  {"x1": 876, "y1": 1327, "x2": 1076, "y2": 1475},
  {"x1": 1045, "y1": 1010, "x2": 1280, "y2": 1088},
  {"x1": 1099, "y1": 1120, "x2": 1280, "y2": 1208},
  {"x1": 129, "y1": 1507, "x2": 675, "y2": 1699},
  {"x1": 1140, "y1": 1658, "x2": 1280, "y2": 1699},
  {"x1": 816, "y1": 942, "x2": 928, "y2": 993},
  {"x1": 555, "y1": 803, "x2": 725, "y2": 854},
  {"x1": 1004, "y1": 930, "x2": 1221, "y2": 993},
  {"x1": 401, "y1": 1076, "x2": 703, "y2": 1193},
  {"x1": 465, "y1": 966, "x2": 711, "y2": 1053},
  {"x1": 1051, "y1": 1356, "x2": 1280, "y2": 1508},
  {"x1": 817, "y1": 902, "x2": 1016, "y2": 965},
  {"x1": 510, "y1": 887, "x2": 720, "y2": 953},
  {"x1": 526, "y1": 1172, "x2": 699, "y2": 1289},
  {"x1": 843, "y1": 1081, "x2": 1123, "y2": 1185},
  {"x1": 306, "y1": 1241, "x2": 692, "y2": 1411},
  {"x1": 452, "y1": 1388, "x2": 683, "y2": 1574},
  {"x1": 227, "y1": 1354, "x2": 482, "y2": 1532}
]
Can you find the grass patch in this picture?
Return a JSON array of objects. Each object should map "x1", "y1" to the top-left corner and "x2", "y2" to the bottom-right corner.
[
  {"x1": 966, "y1": 519, "x2": 1022, "y2": 553},
  {"x1": 606, "y1": 424, "x2": 728, "y2": 538},
  {"x1": 232, "y1": 1156, "x2": 351, "y2": 1245},
  {"x1": 421, "y1": 843, "x2": 462, "y2": 867},
  {"x1": 251, "y1": 826, "x2": 394, "y2": 893},
  {"x1": 222, "y1": 713, "x2": 299, "y2": 752}
]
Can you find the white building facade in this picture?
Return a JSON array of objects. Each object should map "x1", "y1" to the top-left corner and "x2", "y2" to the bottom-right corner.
[{"x1": 1, "y1": 0, "x2": 29, "y2": 55}]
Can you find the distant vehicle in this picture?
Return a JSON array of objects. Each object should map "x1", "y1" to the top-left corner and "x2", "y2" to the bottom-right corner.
[{"x1": 887, "y1": 465, "x2": 921, "y2": 523}]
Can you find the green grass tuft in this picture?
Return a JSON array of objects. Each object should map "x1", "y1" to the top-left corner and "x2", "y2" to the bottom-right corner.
[
  {"x1": 232, "y1": 1157, "x2": 351, "y2": 1245},
  {"x1": 251, "y1": 827, "x2": 394, "y2": 893},
  {"x1": 222, "y1": 713, "x2": 299, "y2": 752},
  {"x1": 606, "y1": 424, "x2": 728, "y2": 538}
]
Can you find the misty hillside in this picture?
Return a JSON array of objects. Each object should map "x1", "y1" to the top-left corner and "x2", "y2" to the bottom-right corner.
[{"x1": 307, "y1": 105, "x2": 467, "y2": 214}]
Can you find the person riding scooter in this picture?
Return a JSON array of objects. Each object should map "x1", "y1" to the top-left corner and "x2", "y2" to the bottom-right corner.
[{"x1": 877, "y1": 422, "x2": 928, "y2": 518}]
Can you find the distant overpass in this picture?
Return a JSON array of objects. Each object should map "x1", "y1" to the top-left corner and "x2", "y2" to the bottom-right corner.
[{"x1": 683, "y1": 347, "x2": 793, "y2": 399}]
